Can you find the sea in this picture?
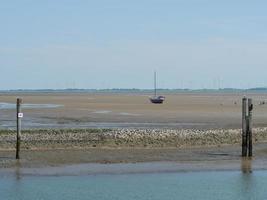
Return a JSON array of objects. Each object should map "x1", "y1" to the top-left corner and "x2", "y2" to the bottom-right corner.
[{"x1": 1, "y1": 169, "x2": 266, "y2": 200}]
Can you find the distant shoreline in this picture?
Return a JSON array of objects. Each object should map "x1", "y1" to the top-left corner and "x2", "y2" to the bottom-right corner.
[{"x1": 2, "y1": 87, "x2": 267, "y2": 94}]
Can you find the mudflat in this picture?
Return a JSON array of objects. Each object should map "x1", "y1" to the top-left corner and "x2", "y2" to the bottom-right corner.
[
  {"x1": 1, "y1": 92, "x2": 267, "y2": 129},
  {"x1": 1, "y1": 92, "x2": 267, "y2": 172},
  {"x1": 1, "y1": 143, "x2": 267, "y2": 173}
]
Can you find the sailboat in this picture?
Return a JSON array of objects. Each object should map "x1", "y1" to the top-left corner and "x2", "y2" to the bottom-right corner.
[{"x1": 149, "y1": 71, "x2": 165, "y2": 104}]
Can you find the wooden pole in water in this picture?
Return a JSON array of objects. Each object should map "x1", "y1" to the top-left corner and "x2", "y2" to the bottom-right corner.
[
  {"x1": 16, "y1": 98, "x2": 22, "y2": 159},
  {"x1": 242, "y1": 97, "x2": 247, "y2": 157},
  {"x1": 248, "y1": 98, "x2": 253, "y2": 157}
]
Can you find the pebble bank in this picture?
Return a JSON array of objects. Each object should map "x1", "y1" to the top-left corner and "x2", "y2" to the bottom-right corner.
[{"x1": 0, "y1": 127, "x2": 267, "y2": 149}]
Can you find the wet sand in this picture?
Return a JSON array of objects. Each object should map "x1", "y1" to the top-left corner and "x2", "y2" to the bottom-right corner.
[
  {"x1": 1, "y1": 92, "x2": 267, "y2": 174},
  {"x1": 0, "y1": 126, "x2": 266, "y2": 172},
  {"x1": 1, "y1": 143, "x2": 267, "y2": 175},
  {"x1": 1, "y1": 92, "x2": 267, "y2": 129}
]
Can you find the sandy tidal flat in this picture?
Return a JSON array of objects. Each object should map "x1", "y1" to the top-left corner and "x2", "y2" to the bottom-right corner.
[{"x1": 1, "y1": 92, "x2": 267, "y2": 129}]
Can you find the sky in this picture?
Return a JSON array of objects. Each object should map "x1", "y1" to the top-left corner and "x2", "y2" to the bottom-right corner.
[{"x1": 1, "y1": 0, "x2": 267, "y2": 89}]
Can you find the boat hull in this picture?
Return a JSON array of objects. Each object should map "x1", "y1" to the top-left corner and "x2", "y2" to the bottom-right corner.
[{"x1": 149, "y1": 96, "x2": 165, "y2": 104}]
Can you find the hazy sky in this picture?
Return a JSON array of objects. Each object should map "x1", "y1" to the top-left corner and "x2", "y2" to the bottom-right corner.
[{"x1": 1, "y1": 0, "x2": 267, "y2": 89}]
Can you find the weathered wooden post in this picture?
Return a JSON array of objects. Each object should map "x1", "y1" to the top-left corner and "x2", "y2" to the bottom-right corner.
[
  {"x1": 241, "y1": 97, "x2": 253, "y2": 158},
  {"x1": 248, "y1": 98, "x2": 253, "y2": 157},
  {"x1": 242, "y1": 97, "x2": 247, "y2": 157},
  {"x1": 16, "y1": 98, "x2": 22, "y2": 159}
]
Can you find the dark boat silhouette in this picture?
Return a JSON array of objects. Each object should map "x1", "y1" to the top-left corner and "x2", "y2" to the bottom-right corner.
[{"x1": 149, "y1": 71, "x2": 165, "y2": 104}]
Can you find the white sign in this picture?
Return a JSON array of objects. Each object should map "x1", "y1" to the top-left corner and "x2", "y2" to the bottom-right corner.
[{"x1": 18, "y1": 113, "x2": 23, "y2": 118}]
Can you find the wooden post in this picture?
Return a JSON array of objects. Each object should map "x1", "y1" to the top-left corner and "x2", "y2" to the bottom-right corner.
[
  {"x1": 242, "y1": 97, "x2": 247, "y2": 157},
  {"x1": 248, "y1": 98, "x2": 253, "y2": 157},
  {"x1": 16, "y1": 98, "x2": 22, "y2": 159}
]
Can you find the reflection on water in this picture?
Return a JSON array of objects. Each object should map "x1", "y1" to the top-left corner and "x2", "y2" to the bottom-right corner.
[
  {"x1": 92, "y1": 110, "x2": 141, "y2": 116},
  {"x1": 0, "y1": 102, "x2": 63, "y2": 110},
  {"x1": 119, "y1": 112, "x2": 141, "y2": 116},
  {"x1": 239, "y1": 164, "x2": 258, "y2": 200},
  {"x1": 240, "y1": 173, "x2": 254, "y2": 197},
  {"x1": 0, "y1": 121, "x2": 208, "y2": 130},
  {"x1": 92, "y1": 110, "x2": 112, "y2": 114},
  {"x1": 15, "y1": 161, "x2": 22, "y2": 181},
  {"x1": 241, "y1": 158, "x2": 252, "y2": 174},
  {"x1": 1, "y1": 159, "x2": 267, "y2": 200}
]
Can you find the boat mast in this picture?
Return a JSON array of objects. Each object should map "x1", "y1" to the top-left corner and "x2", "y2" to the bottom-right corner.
[{"x1": 154, "y1": 71, "x2": 157, "y2": 97}]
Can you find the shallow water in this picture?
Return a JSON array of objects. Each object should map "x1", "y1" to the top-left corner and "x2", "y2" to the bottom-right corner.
[
  {"x1": 0, "y1": 121, "x2": 208, "y2": 130},
  {"x1": 78, "y1": 122, "x2": 208, "y2": 129},
  {"x1": 0, "y1": 102, "x2": 63, "y2": 109},
  {"x1": 1, "y1": 170, "x2": 266, "y2": 200}
]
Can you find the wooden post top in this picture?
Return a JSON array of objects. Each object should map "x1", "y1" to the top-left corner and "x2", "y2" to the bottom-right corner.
[{"x1": 17, "y1": 98, "x2": 22, "y2": 104}]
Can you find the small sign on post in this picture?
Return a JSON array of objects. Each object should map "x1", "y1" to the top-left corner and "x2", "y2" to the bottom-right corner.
[{"x1": 18, "y1": 113, "x2": 23, "y2": 118}]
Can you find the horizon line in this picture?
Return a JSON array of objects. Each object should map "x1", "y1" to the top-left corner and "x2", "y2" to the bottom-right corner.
[{"x1": 1, "y1": 87, "x2": 267, "y2": 92}]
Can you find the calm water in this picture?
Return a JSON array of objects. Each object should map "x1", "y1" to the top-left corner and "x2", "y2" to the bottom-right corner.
[
  {"x1": 1, "y1": 170, "x2": 267, "y2": 200},
  {"x1": 0, "y1": 102, "x2": 63, "y2": 110}
]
